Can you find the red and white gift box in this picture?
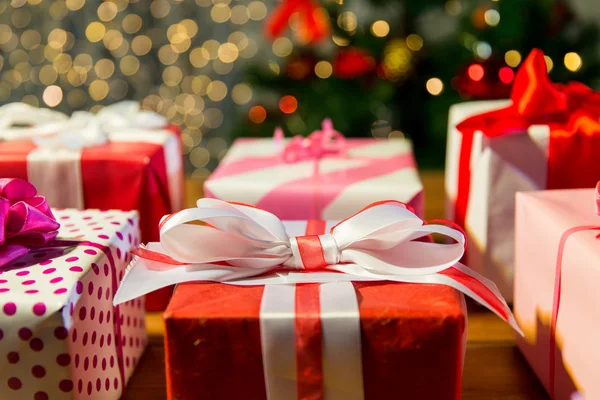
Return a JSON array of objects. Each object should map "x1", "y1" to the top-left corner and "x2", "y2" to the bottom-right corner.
[
  {"x1": 445, "y1": 50, "x2": 600, "y2": 301},
  {"x1": 0, "y1": 209, "x2": 146, "y2": 399},
  {"x1": 115, "y1": 199, "x2": 520, "y2": 400}
]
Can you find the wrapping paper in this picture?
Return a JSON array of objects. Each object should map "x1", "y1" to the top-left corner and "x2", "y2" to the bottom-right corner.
[
  {"x1": 515, "y1": 189, "x2": 600, "y2": 400},
  {"x1": 0, "y1": 209, "x2": 146, "y2": 399},
  {"x1": 0, "y1": 126, "x2": 183, "y2": 310},
  {"x1": 445, "y1": 99, "x2": 529, "y2": 301},
  {"x1": 204, "y1": 137, "x2": 424, "y2": 220},
  {"x1": 163, "y1": 220, "x2": 467, "y2": 400}
]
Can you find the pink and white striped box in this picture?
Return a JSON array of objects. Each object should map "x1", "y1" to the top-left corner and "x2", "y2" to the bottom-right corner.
[
  {"x1": 204, "y1": 138, "x2": 424, "y2": 219},
  {"x1": 0, "y1": 209, "x2": 146, "y2": 399}
]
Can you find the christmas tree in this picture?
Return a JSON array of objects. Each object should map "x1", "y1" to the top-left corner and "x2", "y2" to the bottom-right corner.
[{"x1": 234, "y1": 0, "x2": 600, "y2": 167}]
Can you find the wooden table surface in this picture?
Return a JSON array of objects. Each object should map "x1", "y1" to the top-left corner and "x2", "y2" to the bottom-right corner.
[{"x1": 122, "y1": 172, "x2": 549, "y2": 400}]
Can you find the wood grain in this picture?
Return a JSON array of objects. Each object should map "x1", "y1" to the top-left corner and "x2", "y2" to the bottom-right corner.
[{"x1": 122, "y1": 173, "x2": 549, "y2": 399}]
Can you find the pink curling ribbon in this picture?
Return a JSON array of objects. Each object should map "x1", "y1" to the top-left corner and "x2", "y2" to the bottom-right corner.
[
  {"x1": 0, "y1": 178, "x2": 60, "y2": 268},
  {"x1": 274, "y1": 119, "x2": 347, "y2": 218},
  {"x1": 549, "y1": 181, "x2": 600, "y2": 398}
]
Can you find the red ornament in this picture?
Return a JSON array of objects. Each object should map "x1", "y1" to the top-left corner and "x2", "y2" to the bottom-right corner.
[
  {"x1": 332, "y1": 48, "x2": 376, "y2": 79},
  {"x1": 265, "y1": 0, "x2": 330, "y2": 45}
]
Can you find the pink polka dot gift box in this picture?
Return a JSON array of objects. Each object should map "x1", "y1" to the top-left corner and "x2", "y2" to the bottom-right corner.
[{"x1": 0, "y1": 179, "x2": 146, "y2": 399}]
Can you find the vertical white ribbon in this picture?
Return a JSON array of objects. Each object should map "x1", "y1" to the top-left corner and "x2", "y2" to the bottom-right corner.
[
  {"x1": 259, "y1": 281, "x2": 364, "y2": 400},
  {"x1": 260, "y1": 284, "x2": 298, "y2": 400},
  {"x1": 26, "y1": 148, "x2": 84, "y2": 209},
  {"x1": 319, "y1": 282, "x2": 364, "y2": 400}
]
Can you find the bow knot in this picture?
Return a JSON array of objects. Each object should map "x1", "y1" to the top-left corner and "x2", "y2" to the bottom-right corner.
[
  {"x1": 277, "y1": 119, "x2": 346, "y2": 162},
  {"x1": 288, "y1": 233, "x2": 339, "y2": 270}
]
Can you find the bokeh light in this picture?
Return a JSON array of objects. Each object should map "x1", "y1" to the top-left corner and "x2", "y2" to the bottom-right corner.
[
  {"x1": 564, "y1": 52, "x2": 582, "y2": 72},
  {"x1": 468, "y1": 64, "x2": 485, "y2": 81},
  {"x1": 249, "y1": 105, "x2": 267, "y2": 123},
  {"x1": 371, "y1": 21, "x2": 390, "y2": 38},
  {"x1": 498, "y1": 67, "x2": 514, "y2": 84},
  {"x1": 279, "y1": 95, "x2": 298, "y2": 114},
  {"x1": 426, "y1": 78, "x2": 443, "y2": 95}
]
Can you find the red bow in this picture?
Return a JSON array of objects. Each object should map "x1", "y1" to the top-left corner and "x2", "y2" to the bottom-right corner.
[
  {"x1": 454, "y1": 49, "x2": 600, "y2": 229},
  {"x1": 265, "y1": 0, "x2": 330, "y2": 44}
]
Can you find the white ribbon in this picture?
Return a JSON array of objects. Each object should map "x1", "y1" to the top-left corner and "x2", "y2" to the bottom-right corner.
[{"x1": 260, "y1": 282, "x2": 363, "y2": 400}]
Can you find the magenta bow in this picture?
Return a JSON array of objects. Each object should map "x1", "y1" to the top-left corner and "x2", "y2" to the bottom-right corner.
[
  {"x1": 275, "y1": 119, "x2": 347, "y2": 162},
  {"x1": 0, "y1": 178, "x2": 60, "y2": 268}
]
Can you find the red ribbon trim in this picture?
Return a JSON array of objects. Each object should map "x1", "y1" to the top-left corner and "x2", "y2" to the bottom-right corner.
[
  {"x1": 296, "y1": 235, "x2": 326, "y2": 271},
  {"x1": 294, "y1": 220, "x2": 327, "y2": 400},
  {"x1": 549, "y1": 225, "x2": 600, "y2": 397}
]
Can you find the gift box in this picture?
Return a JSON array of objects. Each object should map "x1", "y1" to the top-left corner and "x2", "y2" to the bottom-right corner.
[
  {"x1": 204, "y1": 120, "x2": 424, "y2": 219},
  {"x1": 0, "y1": 202, "x2": 146, "y2": 400},
  {"x1": 164, "y1": 280, "x2": 466, "y2": 400},
  {"x1": 115, "y1": 199, "x2": 518, "y2": 400},
  {"x1": 514, "y1": 187, "x2": 600, "y2": 400},
  {"x1": 0, "y1": 102, "x2": 184, "y2": 310},
  {"x1": 445, "y1": 49, "x2": 600, "y2": 301}
]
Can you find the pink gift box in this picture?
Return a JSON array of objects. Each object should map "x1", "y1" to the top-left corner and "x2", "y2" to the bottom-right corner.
[
  {"x1": 204, "y1": 137, "x2": 424, "y2": 219},
  {"x1": 0, "y1": 209, "x2": 146, "y2": 399},
  {"x1": 515, "y1": 189, "x2": 600, "y2": 400}
]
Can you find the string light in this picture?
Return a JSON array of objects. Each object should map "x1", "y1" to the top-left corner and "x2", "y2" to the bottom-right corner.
[
  {"x1": 371, "y1": 21, "x2": 390, "y2": 38},
  {"x1": 406, "y1": 34, "x2": 423, "y2": 51},
  {"x1": 249, "y1": 105, "x2": 267, "y2": 123},
  {"x1": 564, "y1": 52, "x2": 582, "y2": 72},
  {"x1": 498, "y1": 67, "x2": 514, "y2": 84},
  {"x1": 504, "y1": 50, "x2": 521, "y2": 67},
  {"x1": 544, "y1": 55, "x2": 554, "y2": 72},
  {"x1": 426, "y1": 78, "x2": 443, "y2": 95},
  {"x1": 337, "y1": 11, "x2": 357, "y2": 32},
  {"x1": 474, "y1": 41, "x2": 492, "y2": 60},
  {"x1": 484, "y1": 9, "x2": 500, "y2": 27},
  {"x1": 272, "y1": 37, "x2": 293, "y2": 57},
  {"x1": 42, "y1": 85, "x2": 62, "y2": 107},
  {"x1": 279, "y1": 95, "x2": 298, "y2": 114},
  {"x1": 315, "y1": 61, "x2": 332, "y2": 79},
  {"x1": 468, "y1": 64, "x2": 485, "y2": 81},
  {"x1": 231, "y1": 83, "x2": 252, "y2": 105}
]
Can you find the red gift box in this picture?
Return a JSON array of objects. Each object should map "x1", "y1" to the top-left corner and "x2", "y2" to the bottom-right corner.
[
  {"x1": 0, "y1": 122, "x2": 183, "y2": 311},
  {"x1": 113, "y1": 199, "x2": 518, "y2": 399},
  {"x1": 164, "y1": 281, "x2": 466, "y2": 400}
]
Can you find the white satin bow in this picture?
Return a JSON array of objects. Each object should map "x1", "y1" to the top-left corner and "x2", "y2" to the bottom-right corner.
[
  {"x1": 0, "y1": 101, "x2": 168, "y2": 150},
  {"x1": 114, "y1": 198, "x2": 522, "y2": 334},
  {"x1": 157, "y1": 198, "x2": 465, "y2": 277}
]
